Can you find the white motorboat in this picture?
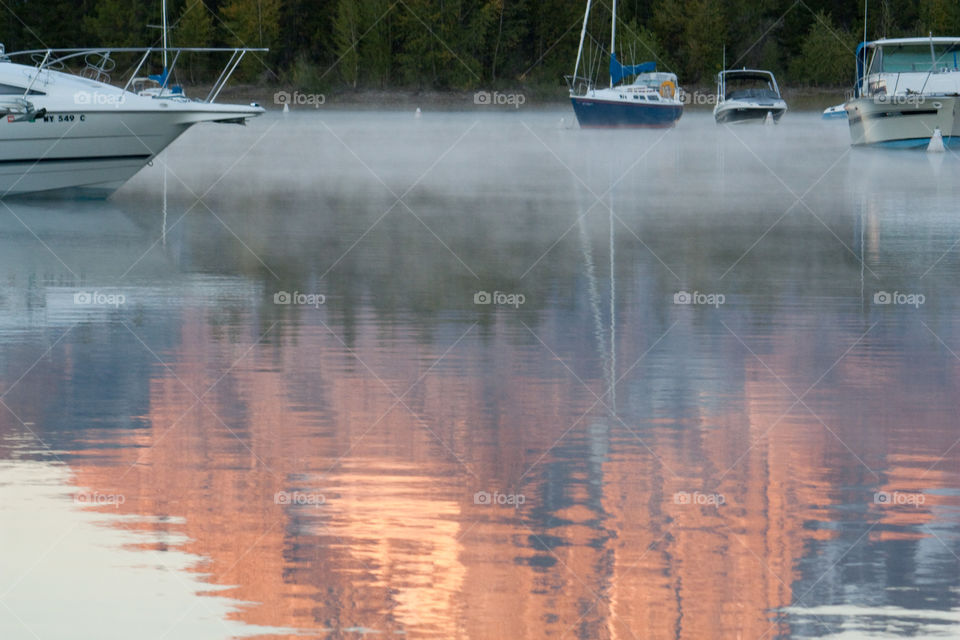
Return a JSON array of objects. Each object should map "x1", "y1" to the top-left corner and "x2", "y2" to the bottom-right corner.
[
  {"x1": 0, "y1": 45, "x2": 264, "y2": 196},
  {"x1": 822, "y1": 103, "x2": 848, "y2": 119},
  {"x1": 846, "y1": 37, "x2": 960, "y2": 148},
  {"x1": 714, "y1": 69, "x2": 787, "y2": 124}
]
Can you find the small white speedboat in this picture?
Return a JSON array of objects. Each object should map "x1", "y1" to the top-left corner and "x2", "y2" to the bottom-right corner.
[
  {"x1": 714, "y1": 69, "x2": 787, "y2": 124},
  {"x1": 822, "y1": 103, "x2": 847, "y2": 119}
]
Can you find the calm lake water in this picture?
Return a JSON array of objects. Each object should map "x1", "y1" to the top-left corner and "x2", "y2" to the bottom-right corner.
[{"x1": 1, "y1": 111, "x2": 959, "y2": 640}]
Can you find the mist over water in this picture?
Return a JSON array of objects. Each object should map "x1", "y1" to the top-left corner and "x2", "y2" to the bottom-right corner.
[{"x1": 2, "y1": 111, "x2": 960, "y2": 639}]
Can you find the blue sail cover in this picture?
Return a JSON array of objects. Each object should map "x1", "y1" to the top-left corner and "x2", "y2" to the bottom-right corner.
[
  {"x1": 854, "y1": 42, "x2": 867, "y2": 98},
  {"x1": 610, "y1": 54, "x2": 656, "y2": 86},
  {"x1": 148, "y1": 68, "x2": 170, "y2": 87}
]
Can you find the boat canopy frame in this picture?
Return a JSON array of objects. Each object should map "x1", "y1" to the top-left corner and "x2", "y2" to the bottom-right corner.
[{"x1": 2, "y1": 47, "x2": 267, "y2": 104}]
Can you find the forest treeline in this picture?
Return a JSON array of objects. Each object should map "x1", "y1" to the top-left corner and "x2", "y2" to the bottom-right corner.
[{"x1": 1, "y1": 1, "x2": 957, "y2": 90}]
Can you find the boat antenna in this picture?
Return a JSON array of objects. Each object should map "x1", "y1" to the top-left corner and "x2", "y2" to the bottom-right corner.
[
  {"x1": 610, "y1": 0, "x2": 617, "y2": 88},
  {"x1": 859, "y1": 0, "x2": 868, "y2": 97},
  {"x1": 572, "y1": 0, "x2": 593, "y2": 93},
  {"x1": 921, "y1": 31, "x2": 937, "y2": 93}
]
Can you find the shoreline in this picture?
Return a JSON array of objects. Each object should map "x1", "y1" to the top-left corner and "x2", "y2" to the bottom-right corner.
[{"x1": 209, "y1": 85, "x2": 849, "y2": 113}]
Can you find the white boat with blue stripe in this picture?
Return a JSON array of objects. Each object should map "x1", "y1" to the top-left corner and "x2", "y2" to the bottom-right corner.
[{"x1": 846, "y1": 37, "x2": 960, "y2": 149}]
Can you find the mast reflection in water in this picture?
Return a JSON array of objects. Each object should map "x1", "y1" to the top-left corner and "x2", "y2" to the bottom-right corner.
[{"x1": 1, "y1": 113, "x2": 959, "y2": 640}]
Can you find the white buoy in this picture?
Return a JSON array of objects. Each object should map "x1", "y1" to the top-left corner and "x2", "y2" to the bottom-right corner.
[
  {"x1": 764, "y1": 111, "x2": 774, "y2": 126},
  {"x1": 415, "y1": 107, "x2": 422, "y2": 119},
  {"x1": 928, "y1": 127, "x2": 945, "y2": 152},
  {"x1": 282, "y1": 103, "x2": 289, "y2": 114}
]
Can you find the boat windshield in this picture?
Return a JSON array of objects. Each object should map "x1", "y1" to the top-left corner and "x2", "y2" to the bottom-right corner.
[
  {"x1": 868, "y1": 43, "x2": 960, "y2": 74},
  {"x1": 723, "y1": 75, "x2": 778, "y2": 100},
  {"x1": 630, "y1": 71, "x2": 676, "y2": 89}
]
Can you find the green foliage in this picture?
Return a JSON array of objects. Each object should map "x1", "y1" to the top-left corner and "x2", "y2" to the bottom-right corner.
[
  {"x1": 2, "y1": 0, "x2": 958, "y2": 91},
  {"x1": 332, "y1": 0, "x2": 361, "y2": 87},
  {"x1": 221, "y1": 0, "x2": 283, "y2": 48},
  {"x1": 220, "y1": 0, "x2": 283, "y2": 79},
  {"x1": 177, "y1": 0, "x2": 215, "y2": 46},
  {"x1": 395, "y1": 0, "x2": 492, "y2": 89},
  {"x1": 615, "y1": 19, "x2": 669, "y2": 71},
  {"x1": 288, "y1": 53, "x2": 331, "y2": 93},
  {"x1": 653, "y1": 0, "x2": 724, "y2": 83},
  {"x1": 358, "y1": 0, "x2": 394, "y2": 88},
  {"x1": 83, "y1": 0, "x2": 149, "y2": 47},
  {"x1": 176, "y1": 0, "x2": 215, "y2": 81},
  {"x1": 790, "y1": 11, "x2": 857, "y2": 86},
  {"x1": 488, "y1": 0, "x2": 528, "y2": 82},
  {"x1": 683, "y1": 0, "x2": 725, "y2": 82},
  {"x1": 918, "y1": 0, "x2": 960, "y2": 34}
]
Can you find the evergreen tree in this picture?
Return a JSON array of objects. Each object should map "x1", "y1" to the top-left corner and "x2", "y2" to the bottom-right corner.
[
  {"x1": 278, "y1": 0, "x2": 335, "y2": 71},
  {"x1": 332, "y1": 0, "x2": 360, "y2": 87},
  {"x1": 529, "y1": 0, "x2": 584, "y2": 85},
  {"x1": 918, "y1": 0, "x2": 960, "y2": 34},
  {"x1": 177, "y1": 0, "x2": 216, "y2": 81},
  {"x1": 683, "y1": 0, "x2": 724, "y2": 82},
  {"x1": 220, "y1": 0, "x2": 283, "y2": 78},
  {"x1": 791, "y1": 11, "x2": 856, "y2": 86},
  {"x1": 360, "y1": 0, "x2": 394, "y2": 88},
  {"x1": 395, "y1": 0, "x2": 439, "y2": 88},
  {"x1": 1, "y1": 0, "x2": 955, "y2": 90},
  {"x1": 488, "y1": 0, "x2": 528, "y2": 83},
  {"x1": 83, "y1": 0, "x2": 149, "y2": 47},
  {"x1": 221, "y1": 0, "x2": 283, "y2": 48}
]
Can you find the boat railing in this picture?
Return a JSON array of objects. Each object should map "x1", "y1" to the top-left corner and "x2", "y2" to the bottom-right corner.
[
  {"x1": 564, "y1": 74, "x2": 594, "y2": 96},
  {"x1": 3, "y1": 47, "x2": 267, "y2": 104}
]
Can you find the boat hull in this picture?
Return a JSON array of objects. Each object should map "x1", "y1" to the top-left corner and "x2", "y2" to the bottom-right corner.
[
  {"x1": 846, "y1": 96, "x2": 960, "y2": 148},
  {"x1": 570, "y1": 96, "x2": 682, "y2": 128},
  {"x1": 0, "y1": 108, "x2": 264, "y2": 196},
  {"x1": 714, "y1": 102, "x2": 787, "y2": 124}
]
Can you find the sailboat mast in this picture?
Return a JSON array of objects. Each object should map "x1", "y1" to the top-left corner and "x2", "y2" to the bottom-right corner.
[
  {"x1": 572, "y1": 0, "x2": 593, "y2": 92},
  {"x1": 610, "y1": 0, "x2": 617, "y2": 87},
  {"x1": 162, "y1": 0, "x2": 168, "y2": 70}
]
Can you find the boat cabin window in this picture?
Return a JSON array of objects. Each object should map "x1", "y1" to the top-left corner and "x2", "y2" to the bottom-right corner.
[
  {"x1": 723, "y1": 75, "x2": 778, "y2": 101},
  {"x1": 869, "y1": 44, "x2": 960, "y2": 74},
  {"x1": 0, "y1": 83, "x2": 43, "y2": 95}
]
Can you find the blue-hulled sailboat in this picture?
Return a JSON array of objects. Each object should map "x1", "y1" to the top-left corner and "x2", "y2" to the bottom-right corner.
[{"x1": 567, "y1": 0, "x2": 683, "y2": 128}]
